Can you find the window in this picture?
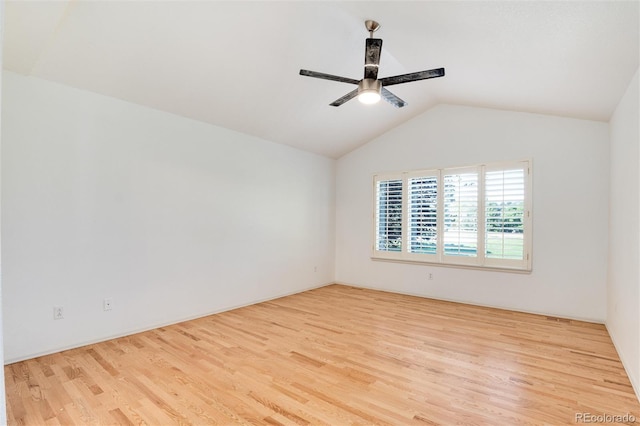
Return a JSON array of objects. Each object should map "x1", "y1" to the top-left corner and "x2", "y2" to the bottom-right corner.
[
  {"x1": 373, "y1": 160, "x2": 531, "y2": 271},
  {"x1": 375, "y1": 177, "x2": 403, "y2": 252},
  {"x1": 408, "y1": 173, "x2": 438, "y2": 255}
]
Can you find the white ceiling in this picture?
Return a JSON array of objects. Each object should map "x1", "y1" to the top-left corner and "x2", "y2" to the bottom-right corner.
[{"x1": 3, "y1": 1, "x2": 639, "y2": 158}]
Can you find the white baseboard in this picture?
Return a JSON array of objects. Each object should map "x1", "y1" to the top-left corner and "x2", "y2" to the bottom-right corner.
[
  {"x1": 606, "y1": 324, "x2": 640, "y2": 404},
  {"x1": 332, "y1": 280, "x2": 605, "y2": 324},
  {"x1": 4, "y1": 281, "x2": 334, "y2": 365}
]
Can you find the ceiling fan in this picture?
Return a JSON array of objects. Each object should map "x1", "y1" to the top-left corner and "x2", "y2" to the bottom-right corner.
[{"x1": 299, "y1": 20, "x2": 445, "y2": 108}]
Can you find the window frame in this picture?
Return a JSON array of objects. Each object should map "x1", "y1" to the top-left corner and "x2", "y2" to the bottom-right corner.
[{"x1": 372, "y1": 160, "x2": 532, "y2": 272}]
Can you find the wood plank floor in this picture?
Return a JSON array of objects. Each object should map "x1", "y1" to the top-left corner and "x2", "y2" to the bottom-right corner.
[{"x1": 5, "y1": 284, "x2": 640, "y2": 425}]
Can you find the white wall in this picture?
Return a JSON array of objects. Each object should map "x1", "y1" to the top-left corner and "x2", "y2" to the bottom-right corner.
[
  {"x1": 607, "y1": 68, "x2": 639, "y2": 398},
  {"x1": 1, "y1": 72, "x2": 335, "y2": 363},
  {"x1": 0, "y1": 1, "x2": 7, "y2": 421},
  {"x1": 336, "y1": 104, "x2": 609, "y2": 322}
]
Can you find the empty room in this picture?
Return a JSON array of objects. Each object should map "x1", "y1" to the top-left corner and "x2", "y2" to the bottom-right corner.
[{"x1": 1, "y1": 1, "x2": 639, "y2": 424}]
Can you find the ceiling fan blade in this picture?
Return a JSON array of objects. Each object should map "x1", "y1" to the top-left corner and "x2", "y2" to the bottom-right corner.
[
  {"x1": 300, "y1": 69, "x2": 359, "y2": 85},
  {"x1": 381, "y1": 88, "x2": 407, "y2": 108},
  {"x1": 379, "y1": 68, "x2": 445, "y2": 87},
  {"x1": 364, "y1": 38, "x2": 382, "y2": 80},
  {"x1": 330, "y1": 89, "x2": 359, "y2": 107}
]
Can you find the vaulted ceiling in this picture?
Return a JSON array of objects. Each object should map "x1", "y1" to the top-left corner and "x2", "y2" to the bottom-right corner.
[{"x1": 3, "y1": 1, "x2": 639, "y2": 158}]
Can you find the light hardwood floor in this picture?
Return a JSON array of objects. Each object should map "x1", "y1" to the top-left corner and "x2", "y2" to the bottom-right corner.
[{"x1": 5, "y1": 284, "x2": 640, "y2": 425}]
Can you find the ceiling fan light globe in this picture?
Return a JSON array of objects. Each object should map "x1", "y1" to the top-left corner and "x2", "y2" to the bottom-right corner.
[
  {"x1": 358, "y1": 91, "x2": 381, "y2": 104},
  {"x1": 357, "y1": 78, "x2": 382, "y2": 105}
]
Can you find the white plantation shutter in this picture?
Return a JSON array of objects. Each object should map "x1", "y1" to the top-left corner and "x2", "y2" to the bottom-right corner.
[
  {"x1": 443, "y1": 169, "x2": 479, "y2": 264},
  {"x1": 374, "y1": 176, "x2": 403, "y2": 257},
  {"x1": 407, "y1": 172, "x2": 439, "y2": 261},
  {"x1": 484, "y1": 163, "x2": 530, "y2": 269},
  {"x1": 372, "y1": 160, "x2": 531, "y2": 271}
]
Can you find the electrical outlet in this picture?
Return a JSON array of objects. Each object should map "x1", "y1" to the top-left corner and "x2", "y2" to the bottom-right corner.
[
  {"x1": 428, "y1": 273, "x2": 434, "y2": 280},
  {"x1": 53, "y1": 306, "x2": 64, "y2": 320},
  {"x1": 103, "y1": 298, "x2": 113, "y2": 311}
]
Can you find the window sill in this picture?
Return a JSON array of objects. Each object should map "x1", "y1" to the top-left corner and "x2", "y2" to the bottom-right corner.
[{"x1": 370, "y1": 256, "x2": 532, "y2": 274}]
